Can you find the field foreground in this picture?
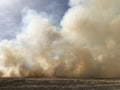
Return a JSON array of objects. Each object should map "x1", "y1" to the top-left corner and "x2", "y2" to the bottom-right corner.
[{"x1": 0, "y1": 78, "x2": 120, "y2": 90}]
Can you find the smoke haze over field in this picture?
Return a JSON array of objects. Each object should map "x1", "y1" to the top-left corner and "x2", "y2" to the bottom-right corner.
[{"x1": 0, "y1": 0, "x2": 120, "y2": 78}]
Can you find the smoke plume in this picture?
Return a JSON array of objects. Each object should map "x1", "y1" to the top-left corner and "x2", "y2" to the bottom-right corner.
[{"x1": 0, "y1": 0, "x2": 120, "y2": 78}]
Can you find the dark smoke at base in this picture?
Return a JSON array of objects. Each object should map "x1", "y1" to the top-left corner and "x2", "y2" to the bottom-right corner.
[{"x1": 0, "y1": 0, "x2": 120, "y2": 78}]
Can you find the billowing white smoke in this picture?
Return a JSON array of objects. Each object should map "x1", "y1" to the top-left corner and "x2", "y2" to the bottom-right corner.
[
  {"x1": 0, "y1": 0, "x2": 120, "y2": 78},
  {"x1": 62, "y1": 0, "x2": 120, "y2": 78}
]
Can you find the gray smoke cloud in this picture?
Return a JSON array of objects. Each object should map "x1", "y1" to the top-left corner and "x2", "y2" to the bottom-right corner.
[
  {"x1": 0, "y1": 0, "x2": 68, "y2": 40},
  {"x1": 0, "y1": 0, "x2": 120, "y2": 78}
]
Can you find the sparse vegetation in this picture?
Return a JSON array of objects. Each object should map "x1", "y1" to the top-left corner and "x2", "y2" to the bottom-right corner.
[{"x1": 0, "y1": 78, "x2": 120, "y2": 90}]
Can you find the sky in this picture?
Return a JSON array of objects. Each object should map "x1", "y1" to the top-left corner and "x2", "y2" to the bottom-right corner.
[{"x1": 0, "y1": 0, "x2": 69, "y2": 40}]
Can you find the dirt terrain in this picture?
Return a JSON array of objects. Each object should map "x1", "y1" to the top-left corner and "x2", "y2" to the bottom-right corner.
[{"x1": 0, "y1": 78, "x2": 120, "y2": 90}]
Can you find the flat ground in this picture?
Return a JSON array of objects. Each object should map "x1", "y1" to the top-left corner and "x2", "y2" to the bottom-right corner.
[{"x1": 0, "y1": 78, "x2": 120, "y2": 90}]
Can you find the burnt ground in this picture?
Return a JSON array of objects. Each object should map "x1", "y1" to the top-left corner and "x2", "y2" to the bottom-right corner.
[{"x1": 0, "y1": 78, "x2": 120, "y2": 90}]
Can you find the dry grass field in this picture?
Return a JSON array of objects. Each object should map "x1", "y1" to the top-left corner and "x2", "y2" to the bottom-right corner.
[{"x1": 0, "y1": 78, "x2": 120, "y2": 90}]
